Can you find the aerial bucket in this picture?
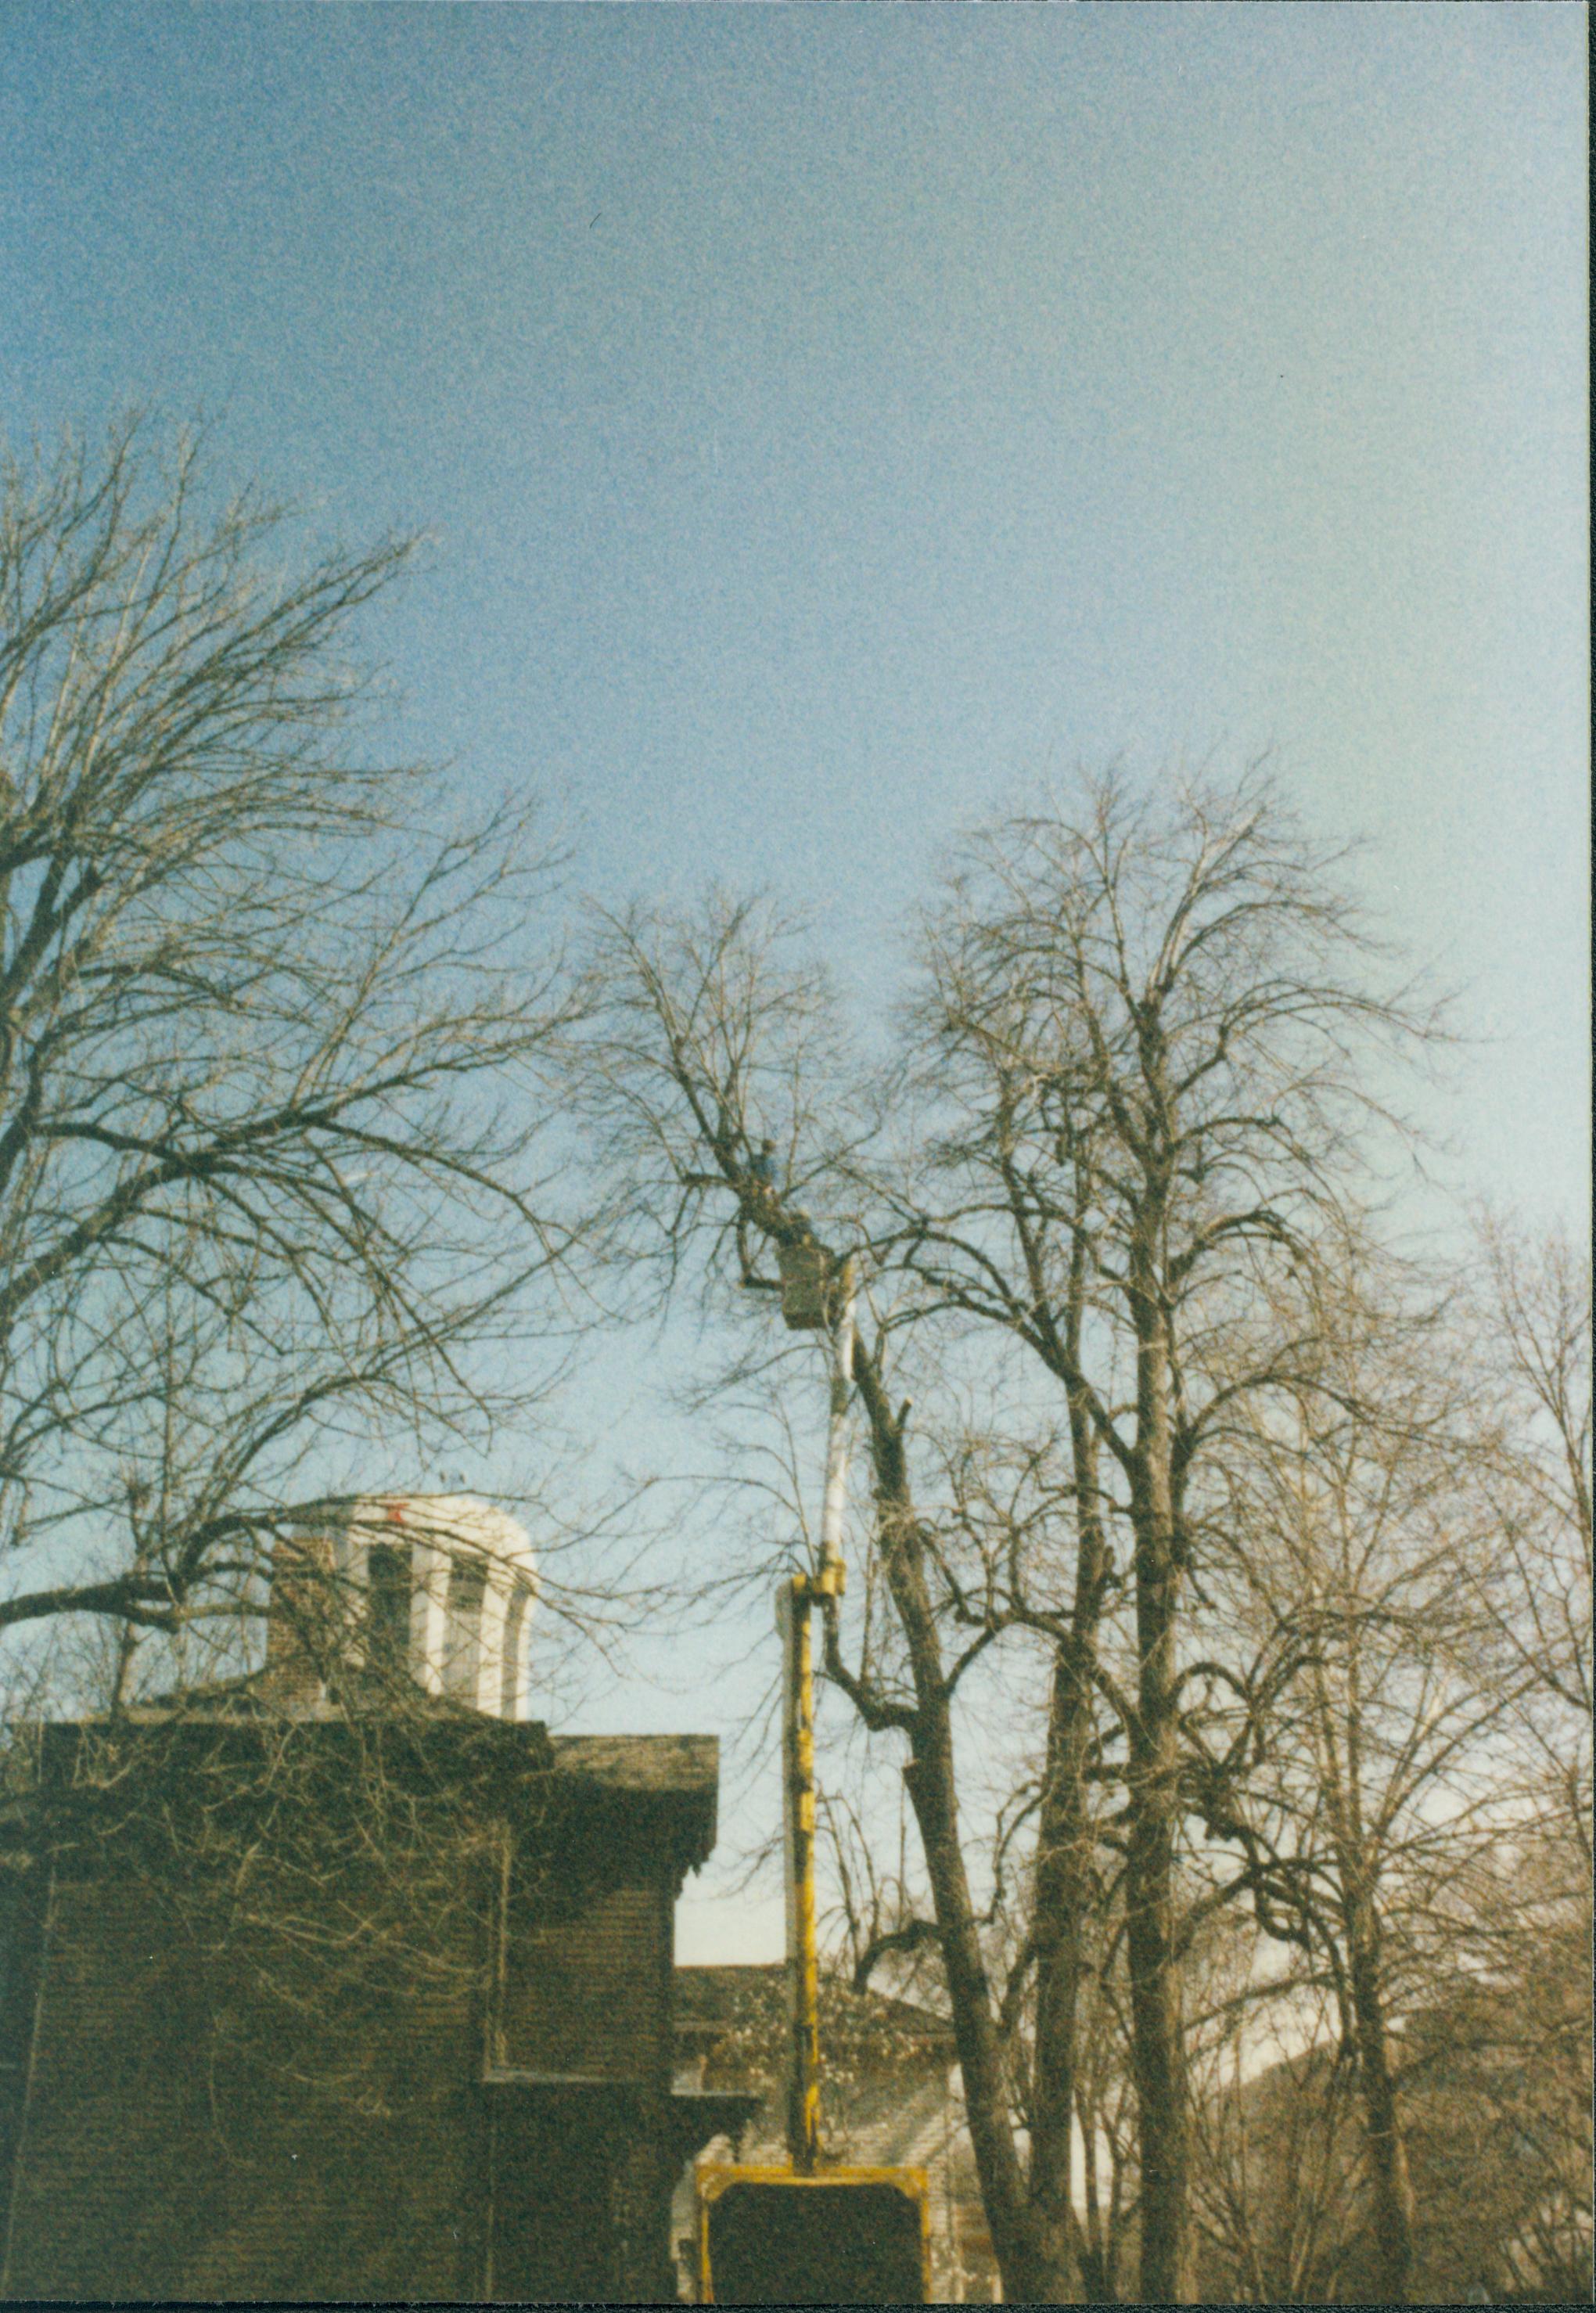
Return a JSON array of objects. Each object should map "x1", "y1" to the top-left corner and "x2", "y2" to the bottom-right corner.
[{"x1": 776, "y1": 1240, "x2": 833, "y2": 1329}]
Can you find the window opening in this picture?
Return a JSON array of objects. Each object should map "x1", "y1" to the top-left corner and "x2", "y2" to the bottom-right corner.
[
  {"x1": 444, "y1": 1555, "x2": 487, "y2": 1702},
  {"x1": 365, "y1": 1543, "x2": 412, "y2": 1679}
]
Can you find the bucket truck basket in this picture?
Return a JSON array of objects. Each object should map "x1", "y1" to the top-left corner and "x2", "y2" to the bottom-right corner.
[
  {"x1": 694, "y1": 2163, "x2": 931, "y2": 2304},
  {"x1": 776, "y1": 1240, "x2": 833, "y2": 1330}
]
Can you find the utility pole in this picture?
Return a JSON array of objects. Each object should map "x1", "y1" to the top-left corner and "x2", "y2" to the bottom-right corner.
[{"x1": 780, "y1": 1257, "x2": 854, "y2": 2173}]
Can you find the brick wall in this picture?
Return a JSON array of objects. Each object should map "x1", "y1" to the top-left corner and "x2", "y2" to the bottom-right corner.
[
  {"x1": 504, "y1": 1878, "x2": 664, "y2": 2079},
  {"x1": 0, "y1": 1719, "x2": 703, "y2": 2304},
  {"x1": 4, "y1": 1859, "x2": 493, "y2": 2301}
]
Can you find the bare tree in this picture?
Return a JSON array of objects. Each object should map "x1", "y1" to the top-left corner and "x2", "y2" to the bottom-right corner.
[
  {"x1": 890, "y1": 771, "x2": 1440, "y2": 2300},
  {"x1": 1212, "y1": 1286, "x2": 1529, "y2": 2302},
  {"x1": 1154, "y1": 1240, "x2": 1591, "y2": 2308},
  {"x1": 1438, "y1": 1218, "x2": 1594, "y2": 2301},
  {"x1": 1186, "y1": 1937, "x2": 1364, "y2": 2307},
  {"x1": 0, "y1": 418, "x2": 585, "y2": 1667},
  {"x1": 1465, "y1": 1217, "x2": 1592, "y2": 1854},
  {"x1": 577, "y1": 768, "x2": 1440, "y2": 2302}
]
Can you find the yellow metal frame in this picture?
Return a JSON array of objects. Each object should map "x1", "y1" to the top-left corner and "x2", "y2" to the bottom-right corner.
[
  {"x1": 780, "y1": 1566, "x2": 840, "y2": 2171},
  {"x1": 695, "y1": 2161, "x2": 933, "y2": 2304},
  {"x1": 779, "y1": 1256, "x2": 854, "y2": 2177}
]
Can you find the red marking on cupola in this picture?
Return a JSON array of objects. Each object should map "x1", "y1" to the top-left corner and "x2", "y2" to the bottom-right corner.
[{"x1": 384, "y1": 1502, "x2": 406, "y2": 1525}]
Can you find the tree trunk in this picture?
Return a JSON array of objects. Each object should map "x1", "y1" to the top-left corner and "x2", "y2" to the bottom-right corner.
[
  {"x1": 851, "y1": 1342, "x2": 1076, "y2": 2305},
  {"x1": 1027, "y1": 1639, "x2": 1094, "y2": 2301},
  {"x1": 1345, "y1": 1890, "x2": 1415, "y2": 2302},
  {"x1": 1124, "y1": 1762, "x2": 1188, "y2": 2303},
  {"x1": 1029, "y1": 1329, "x2": 1113, "y2": 2304},
  {"x1": 1310, "y1": 1638, "x2": 1416, "y2": 2305},
  {"x1": 1125, "y1": 1232, "x2": 1191, "y2": 2304}
]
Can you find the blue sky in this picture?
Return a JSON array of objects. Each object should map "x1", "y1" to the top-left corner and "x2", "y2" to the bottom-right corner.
[{"x1": 2, "y1": 2, "x2": 1587, "y2": 1957}]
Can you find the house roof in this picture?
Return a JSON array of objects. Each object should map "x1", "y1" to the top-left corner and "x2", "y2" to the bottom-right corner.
[
  {"x1": 115, "y1": 1687, "x2": 718, "y2": 1795},
  {"x1": 676, "y1": 1962, "x2": 957, "y2": 2052},
  {"x1": 550, "y1": 1733, "x2": 718, "y2": 1798},
  {"x1": 26, "y1": 1710, "x2": 721, "y2": 1871},
  {"x1": 549, "y1": 1733, "x2": 720, "y2": 1868},
  {"x1": 118, "y1": 1673, "x2": 463, "y2": 1721}
]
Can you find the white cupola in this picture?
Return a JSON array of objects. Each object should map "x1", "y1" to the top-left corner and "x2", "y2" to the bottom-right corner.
[{"x1": 264, "y1": 1494, "x2": 538, "y2": 1718}]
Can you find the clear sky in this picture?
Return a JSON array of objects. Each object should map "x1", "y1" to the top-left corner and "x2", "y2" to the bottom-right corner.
[{"x1": 2, "y1": 2, "x2": 1587, "y2": 1958}]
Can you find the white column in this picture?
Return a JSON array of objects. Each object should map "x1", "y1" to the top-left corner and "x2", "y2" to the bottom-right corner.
[
  {"x1": 410, "y1": 1538, "x2": 449, "y2": 1696},
  {"x1": 477, "y1": 1570, "x2": 511, "y2": 1715},
  {"x1": 501, "y1": 1584, "x2": 534, "y2": 1718}
]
